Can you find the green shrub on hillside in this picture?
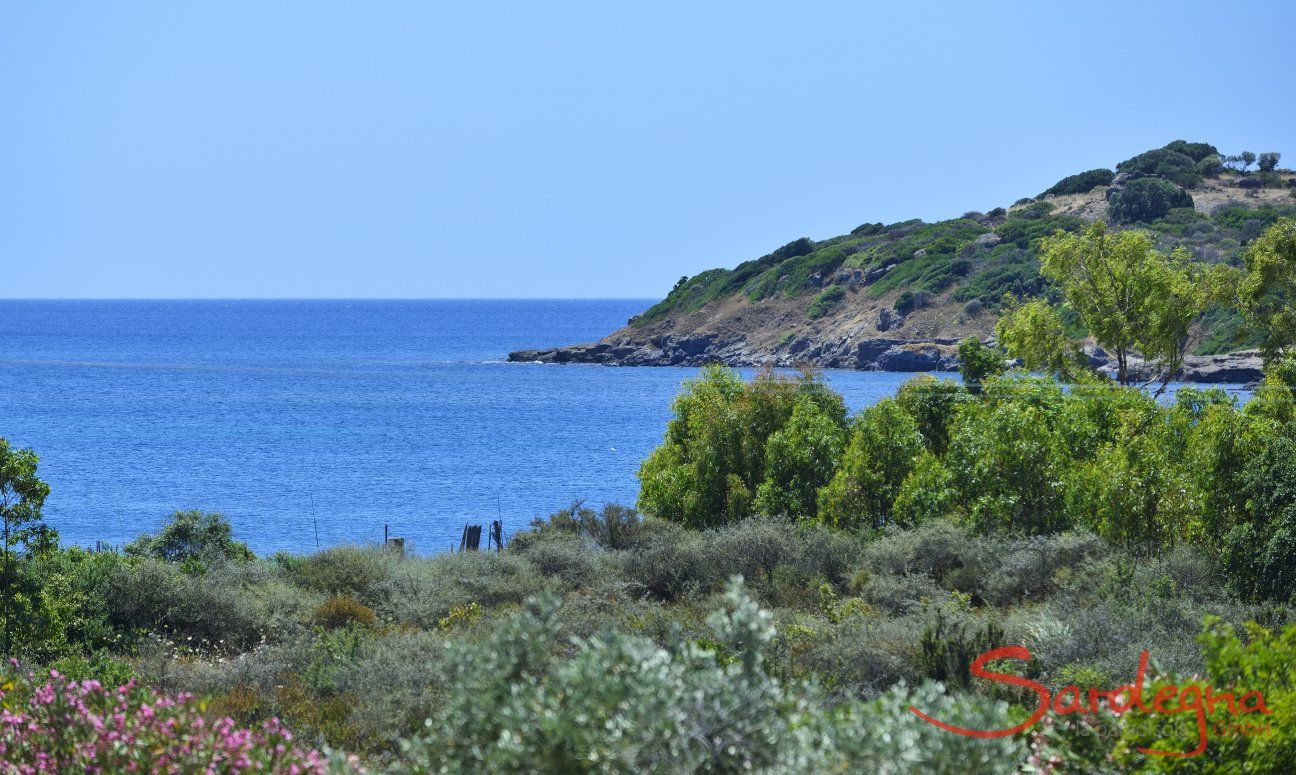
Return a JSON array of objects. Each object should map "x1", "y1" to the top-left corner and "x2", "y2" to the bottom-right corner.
[
  {"x1": 952, "y1": 248, "x2": 1047, "y2": 307},
  {"x1": 1109, "y1": 178, "x2": 1194, "y2": 224},
  {"x1": 1116, "y1": 146, "x2": 1203, "y2": 188},
  {"x1": 1040, "y1": 168, "x2": 1115, "y2": 197},
  {"x1": 806, "y1": 285, "x2": 845, "y2": 318},
  {"x1": 995, "y1": 213, "x2": 1084, "y2": 249},
  {"x1": 1196, "y1": 153, "x2": 1226, "y2": 176}
]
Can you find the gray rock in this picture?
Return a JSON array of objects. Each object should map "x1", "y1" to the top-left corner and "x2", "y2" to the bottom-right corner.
[
  {"x1": 862, "y1": 265, "x2": 895, "y2": 285},
  {"x1": 974, "y1": 233, "x2": 1002, "y2": 247},
  {"x1": 855, "y1": 339, "x2": 894, "y2": 368},
  {"x1": 877, "y1": 308, "x2": 904, "y2": 332},
  {"x1": 1083, "y1": 344, "x2": 1111, "y2": 368},
  {"x1": 876, "y1": 345, "x2": 944, "y2": 372},
  {"x1": 1237, "y1": 177, "x2": 1262, "y2": 190},
  {"x1": 832, "y1": 269, "x2": 861, "y2": 286},
  {"x1": 674, "y1": 334, "x2": 716, "y2": 356},
  {"x1": 1179, "y1": 351, "x2": 1264, "y2": 384}
]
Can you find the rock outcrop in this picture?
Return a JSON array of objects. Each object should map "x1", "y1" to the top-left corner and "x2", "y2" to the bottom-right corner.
[
  {"x1": 509, "y1": 335, "x2": 963, "y2": 372},
  {"x1": 509, "y1": 338, "x2": 1263, "y2": 383}
]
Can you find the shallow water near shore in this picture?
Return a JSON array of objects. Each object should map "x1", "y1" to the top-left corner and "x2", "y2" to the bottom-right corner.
[{"x1": 0, "y1": 300, "x2": 1253, "y2": 554}]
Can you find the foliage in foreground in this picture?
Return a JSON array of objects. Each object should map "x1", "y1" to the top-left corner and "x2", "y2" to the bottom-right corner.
[
  {"x1": 0, "y1": 668, "x2": 347, "y2": 773},
  {"x1": 402, "y1": 577, "x2": 1026, "y2": 774}
]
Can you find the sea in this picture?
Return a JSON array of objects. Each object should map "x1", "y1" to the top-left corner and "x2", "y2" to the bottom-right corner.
[{"x1": 0, "y1": 300, "x2": 1253, "y2": 554}]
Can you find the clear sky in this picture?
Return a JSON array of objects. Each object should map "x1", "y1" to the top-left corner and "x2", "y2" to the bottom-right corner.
[{"x1": 3, "y1": 1, "x2": 1294, "y2": 299}]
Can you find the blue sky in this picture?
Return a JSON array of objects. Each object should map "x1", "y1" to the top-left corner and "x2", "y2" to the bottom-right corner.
[{"x1": 3, "y1": 1, "x2": 1293, "y2": 298}]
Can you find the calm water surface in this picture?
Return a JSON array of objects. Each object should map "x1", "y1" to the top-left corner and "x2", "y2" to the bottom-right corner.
[{"x1": 0, "y1": 300, "x2": 1251, "y2": 553}]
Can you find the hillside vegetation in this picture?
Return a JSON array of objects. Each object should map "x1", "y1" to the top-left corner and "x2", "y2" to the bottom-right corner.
[{"x1": 529, "y1": 141, "x2": 1295, "y2": 365}]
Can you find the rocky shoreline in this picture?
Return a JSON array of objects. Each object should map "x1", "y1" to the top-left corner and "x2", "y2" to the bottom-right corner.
[{"x1": 508, "y1": 335, "x2": 1265, "y2": 385}]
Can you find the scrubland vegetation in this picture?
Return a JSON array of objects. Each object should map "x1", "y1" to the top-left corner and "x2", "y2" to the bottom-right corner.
[
  {"x1": 3, "y1": 221, "x2": 1296, "y2": 770},
  {"x1": 6, "y1": 364, "x2": 1296, "y2": 771}
]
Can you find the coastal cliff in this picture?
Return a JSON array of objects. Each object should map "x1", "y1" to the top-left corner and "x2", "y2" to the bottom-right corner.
[{"x1": 511, "y1": 140, "x2": 1292, "y2": 384}]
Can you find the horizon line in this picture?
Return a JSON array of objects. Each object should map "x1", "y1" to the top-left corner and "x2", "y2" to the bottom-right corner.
[{"x1": 0, "y1": 297, "x2": 661, "y2": 302}]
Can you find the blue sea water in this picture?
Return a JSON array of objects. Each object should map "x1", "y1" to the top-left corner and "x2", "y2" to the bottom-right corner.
[
  {"x1": 0, "y1": 300, "x2": 1254, "y2": 554},
  {"x1": 0, "y1": 300, "x2": 938, "y2": 554}
]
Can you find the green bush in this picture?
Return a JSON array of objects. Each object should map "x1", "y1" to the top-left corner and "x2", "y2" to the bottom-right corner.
[
  {"x1": 1196, "y1": 153, "x2": 1225, "y2": 176},
  {"x1": 1116, "y1": 146, "x2": 1202, "y2": 187},
  {"x1": 1114, "y1": 617, "x2": 1296, "y2": 771},
  {"x1": 918, "y1": 609, "x2": 1004, "y2": 689},
  {"x1": 400, "y1": 579, "x2": 840, "y2": 773},
  {"x1": 1163, "y1": 139, "x2": 1220, "y2": 163},
  {"x1": 944, "y1": 380, "x2": 1072, "y2": 534},
  {"x1": 895, "y1": 375, "x2": 964, "y2": 455},
  {"x1": 1108, "y1": 177, "x2": 1194, "y2": 224},
  {"x1": 994, "y1": 213, "x2": 1084, "y2": 249},
  {"x1": 1222, "y1": 433, "x2": 1296, "y2": 600},
  {"x1": 753, "y1": 398, "x2": 847, "y2": 519},
  {"x1": 637, "y1": 367, "x2": 846, "y2": 528},
  {"x1": 818, "y1": 399, "x2": 925, "y2": 530},
  {"x1": 806, "y1": 284, "x2": 845, "y2": 318},
  {"x1": 124, "y1": 510, "x2": 253, "y2": 567},
  {"x1": 957, "y1": 337, "x2": 1006, "y2": 392},
  {"x1": 1041, "y1": 168, "x2": 1114, "y2": 197},
  {"x1": 295, "y1": 545, "x2": 395, "y2": 603},
  {"x1": 512, "y1": 502, "x2": 645, "y2": 551},
  {"x1": 105, "y1": 559, "x2": 298, "y2": 651},
  {"x1": 313, "y1": 595, "x2": 378, "y2": 630}
]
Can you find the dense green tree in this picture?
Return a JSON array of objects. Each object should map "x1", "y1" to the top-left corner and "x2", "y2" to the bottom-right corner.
[
  {"x1": 1066, "y1": 414, "x2": 1202, "y2": 554},
  {"x1": 943, "y1": 387, "x2": 1071, "y2": 535},
  {"x1": 1259, "y1": 152, "x2": 1282, "y2": 172},
  {"x1": 1032, "y1": 222, "x2": 1230, "y2": 391},
  {"x1": 1220, "y1": 433, "x2": 1296, "y2": 600},
  {"x1": 956, "y1": 337, "x2": 1006, "y2": 394},
  {"x1": 1239, "y1": 218, "x2": 1296, "y2": 366},
  {"x1": 817, "y1": 399, "x2": 925, "y2": 530},
  {"x1": 1039, "y1": 168, "x2": 1115, "y2": 198},
  {"x1": 1163, "y1": 140, "x2": 1220, "y2": 163},
  {"x1": 125, "y1": 510, "x2": 253, "y2": 566},
  {"x1": 753, "y1": 398, "x2": 846, "y2": 520},
  {"x1": 1108, "y1": 178, "x2": 1194, "y2": 223},
  {"x1": 1183, "y1": 397, "x2": 1264, "y2": 540},
  {"x1": 894, "y1": 376, "x2": 964, "y2": 455},
  {"x1": 994, "y1": 299, "x2": 1088, "y2": 382},
  {"x1": 891, "y1": 452, "x2": 957, "y2": 526},
  {"x1": 0, "y1": 437, "x2": 52, "y2": 657},
  {"x1": 637, "y1": 366, "x2": 846, "y2": 527}
]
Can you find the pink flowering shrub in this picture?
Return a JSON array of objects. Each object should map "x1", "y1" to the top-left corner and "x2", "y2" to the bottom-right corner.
[{"x1": 0, "y1": 666, "x2": 343, "y2": 773}]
